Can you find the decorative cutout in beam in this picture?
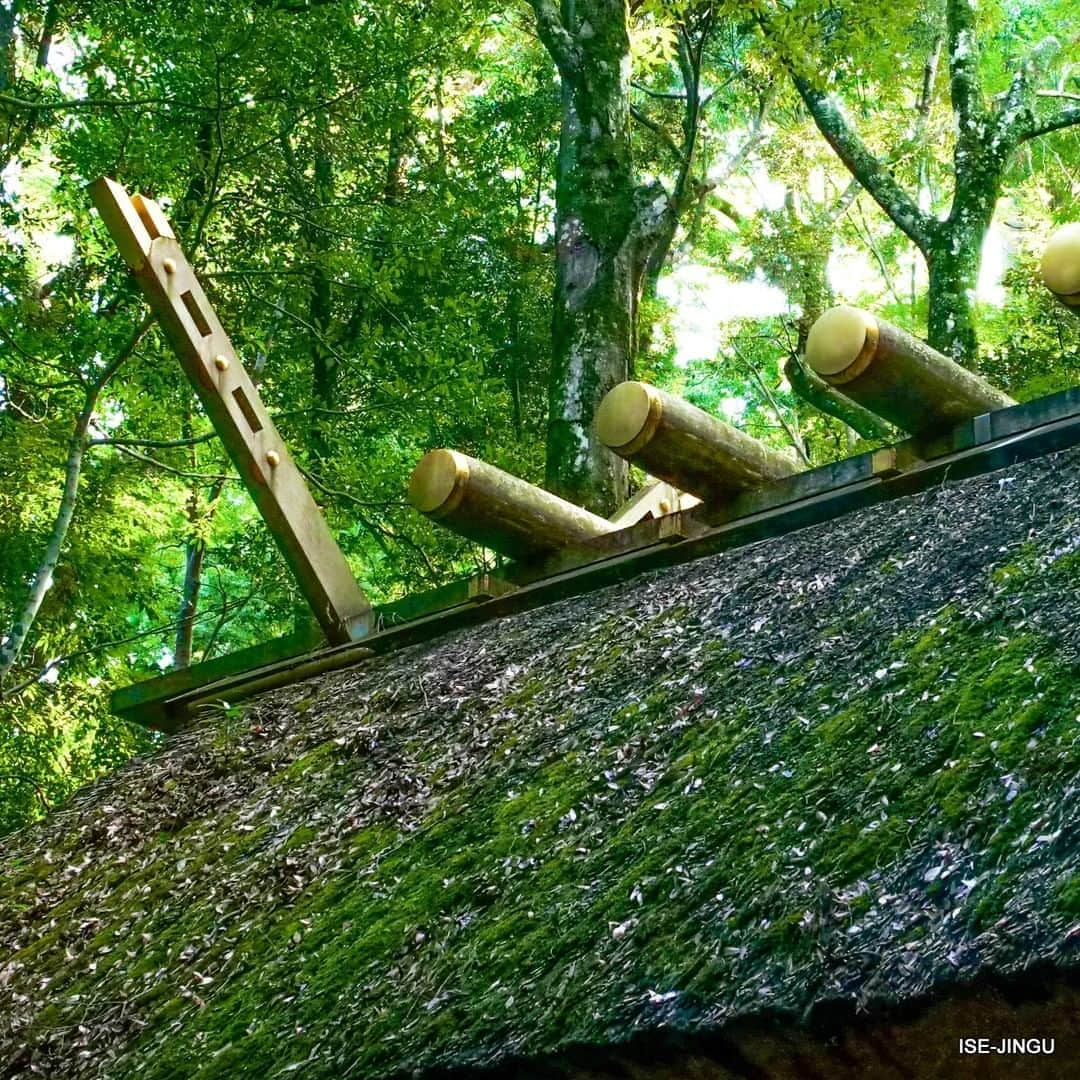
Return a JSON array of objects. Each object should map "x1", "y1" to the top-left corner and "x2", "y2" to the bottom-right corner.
[
  {"x1": 1042, "y1": 223, "x2": 1080, "y2": 313},
  {"x1": 596, "y1": 382, "x2": 802, "y2": 503},
  {"x1": 88, "y1": 177, "x2": 372, "y2": 643},
  {"x1": 409, "y1": 449, "x2": 615, "y2": 560},
  {"x1": 805, "y1": 306, "x2": 1015, "y2": 437}
]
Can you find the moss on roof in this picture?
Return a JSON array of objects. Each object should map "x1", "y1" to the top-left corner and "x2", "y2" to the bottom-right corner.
[{"x1": 3, "y1": 448, "x2": 1080, "y2": 1078}]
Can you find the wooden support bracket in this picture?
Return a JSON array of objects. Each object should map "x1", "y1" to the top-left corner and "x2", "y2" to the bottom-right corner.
[
  {"x1": 870, "y1": 448, "x2": 902, "y2": 478},
  {"x1": 608, "y1": 479, "x2": 701, "y2": 529},
  {"x1": 88, "y1": 178, "x2": 372, "y2": 643},
  {"x1": 467, "y1": 573, "x2": 517, "y2": 602}
]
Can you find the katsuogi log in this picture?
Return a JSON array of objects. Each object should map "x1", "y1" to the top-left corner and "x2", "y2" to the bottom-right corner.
[
  {"x1": 1041, "y1": 223, "x2": 1080, "y2": 312},
  {"x1": 805, "y1": 306, "x2": 1015, "y2": 437},
  {"x1": 409, "y1": 449, "x2": 615, "y2": 561},
  {"x1": 596, "y1": 381, "x2": 801, "y2": 503}
]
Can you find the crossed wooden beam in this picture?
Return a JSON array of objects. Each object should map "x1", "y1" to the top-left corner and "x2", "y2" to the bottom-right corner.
[{"x1": 89, "y1": 178, "x2": 372, "y2": 644}]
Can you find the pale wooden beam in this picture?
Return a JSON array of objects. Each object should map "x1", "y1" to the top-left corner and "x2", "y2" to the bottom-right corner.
[
  {"x1": 408, "y1": 449, "x2": 615, "y2": 560},
  {"x1": 88, "y1": 177, "x2": 372, "y2": 643},
  {"x1": 805, "y1": 306, "x2": 1015, "y2": 437},
  {"x1": 1041, "y1": 223, "x2": 1080, "y2": 313},
  {"x1": 596, "y1": 382, "x2": 801, "y2": 503},
  {"x1": 607, "y1": 479, "x2": 701, "y2": 529}
]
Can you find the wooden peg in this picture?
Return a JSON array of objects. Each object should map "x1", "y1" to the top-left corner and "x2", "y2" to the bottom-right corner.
[
  {"x1": 597, "y1": 382, "x2": 801, "y2": 503},
  {"x1": 213, "y1": 354, "x2": 230, "y2": 371},
  {"x1": 409, "y1": 449, "x2": 615, "y2": 560},
  {"x1": 805, "y1": 306, "x2": 1015, "y2": 437}
]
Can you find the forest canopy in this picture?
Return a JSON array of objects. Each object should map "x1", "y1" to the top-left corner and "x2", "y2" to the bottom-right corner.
[{"x1": 2, "y1": 0, "x2": 1079, "y2": 833}]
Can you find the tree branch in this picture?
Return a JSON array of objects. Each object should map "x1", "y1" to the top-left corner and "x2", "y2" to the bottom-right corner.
[
  {"x1": 1037, "y1": 90, "x2": 1080, "y2": 103},
  {"x1": 528, "y1": 0, "x2": 580, "y2": 78},
  {"x1": 105, "y1": 442, "x2": 237, "y2": 484},
  {"x1": 299, "y1": 465, "x2": 440, "y2": 583},
  {"x1": 630, "y1": 104, "x2": 688, "y2": 163},
  {"x1": 917, "y1": 36, "x2": 942, "y2": 123},
  {"x1": 632, "y1": 83, "x2": 688, "y2": 101},
  {"x1": 89, "y1": 432, "x2": 218, "y2": 450},
  {"x1": 0, "y1": 596, "x2": 253, "y2": 701},
  {"x1": 0, "y1": 773, "x2": 50, "y2": 811},
  {"x1": 945, "y1": 0, "x2": 986, "y2": 130},
  {"x1": 732, "y1": 344, "x2": 810, "y2": 466},
  {"x1": 0, "y1": 315, "x2": 152, "y2": 683},
  {"x1": 1021, "y1": 104, "x2": 1080, "y2": 142},
  {"x1": 0, "y1": 91, "x2": 278, "y2": 113},
  {"x1": 791, "y1": 76, "x2": 933, "y2": 251},
  {"x1": 783, "y1": 353, "x2": 894, "y2": 441}
]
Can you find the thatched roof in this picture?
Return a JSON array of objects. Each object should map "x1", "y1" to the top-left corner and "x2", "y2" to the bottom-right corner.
[{"x1": 3, "y1": 446, "x2": 1080, "y2": 1079}]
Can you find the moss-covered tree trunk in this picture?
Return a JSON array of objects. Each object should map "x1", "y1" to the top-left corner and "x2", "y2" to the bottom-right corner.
[
  {"x1": 531, "y1": 0, "x2": 672, "y2": 515},
  {"x1": 925, "y1": 114, "x2": 1011, "y2": 363},
  {"x1": 926, "y1": 221, "x2": 984, "y2": 365}
]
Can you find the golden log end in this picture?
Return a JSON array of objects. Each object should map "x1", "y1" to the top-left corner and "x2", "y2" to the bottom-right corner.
[
  {"x1": 596, "y1": 381, "x2": 664, "y2": 456},
  {"x1": 408, "y1": 449, "x2": 471, "y2": 517},
  {"x1": 805, "y1": 305, "x2": 879, "y2": 383},
  {"x1": 1041, "y1": 222, "x2": 1080, "y2": 302}
]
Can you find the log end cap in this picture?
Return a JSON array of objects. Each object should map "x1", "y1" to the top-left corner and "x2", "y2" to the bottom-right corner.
[
  {"x1": 1041, "y1": 222, "x2": 1080, "y2": 299},
  {"x1": 597, "y1": 381, "x2": 662, "y2": 453},
  {"x1": 409, "y1": 449, "x2": 470, "y2": 516},
  {"x1": 806, "y1": 305, "x2": 878, "y2": 378}
]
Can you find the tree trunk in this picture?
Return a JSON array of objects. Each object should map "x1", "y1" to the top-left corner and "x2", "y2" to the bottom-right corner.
[
  {"x1": 0, "y1": 402, "x2": 90, "y2": 684},
  {"x1": 309, "y1": 144, "x2": 335, "y2": 460},
  {"x1": 782, "y1": 0, "x2": 1080, "y2": 372},
  {"x1": 926, "y1": 234, "x2": 981, "y2": 365},
  {"x1": 0, "y1": 6, "x2": 15, "y2": 93},
  {"x1": 547, "y1": 61, "x2": 635, "y2": 514},
  {"x1": 0, "y1": 319, "x2": 149, "y2": 684},
  {"x1": 534, "y1": 0, "x2": 672, "y2": 515},
  {"x1": 35, "y1": 0, "x2": 59, "y2": 67},
  {"x1": 173, "y1": 535, "x2": 205, "y2": 669},
  {"x1": 172, "y1": 407, "x2": 224, "y2": 670},
  {"x1": 1, "y1": 0, "x2": 61, "y2": 172},
  {"x1": 926, "y1": 148, "x2": 1003, "y2": 364}
]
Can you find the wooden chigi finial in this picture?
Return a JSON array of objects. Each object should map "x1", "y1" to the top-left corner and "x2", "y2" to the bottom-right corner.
[
  {"x1": 1041, "y1": 223, "x2": 1080, "y2": 310},
  {"x1": 805, "y1": 306, "x2": 1015, "y2": 437},
  {"x1": 408, "y1": 449, "x2": 614, "y2": 560},
  {"x1": 596, "y1": 381, "x2": 800, "y2": 503}
]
